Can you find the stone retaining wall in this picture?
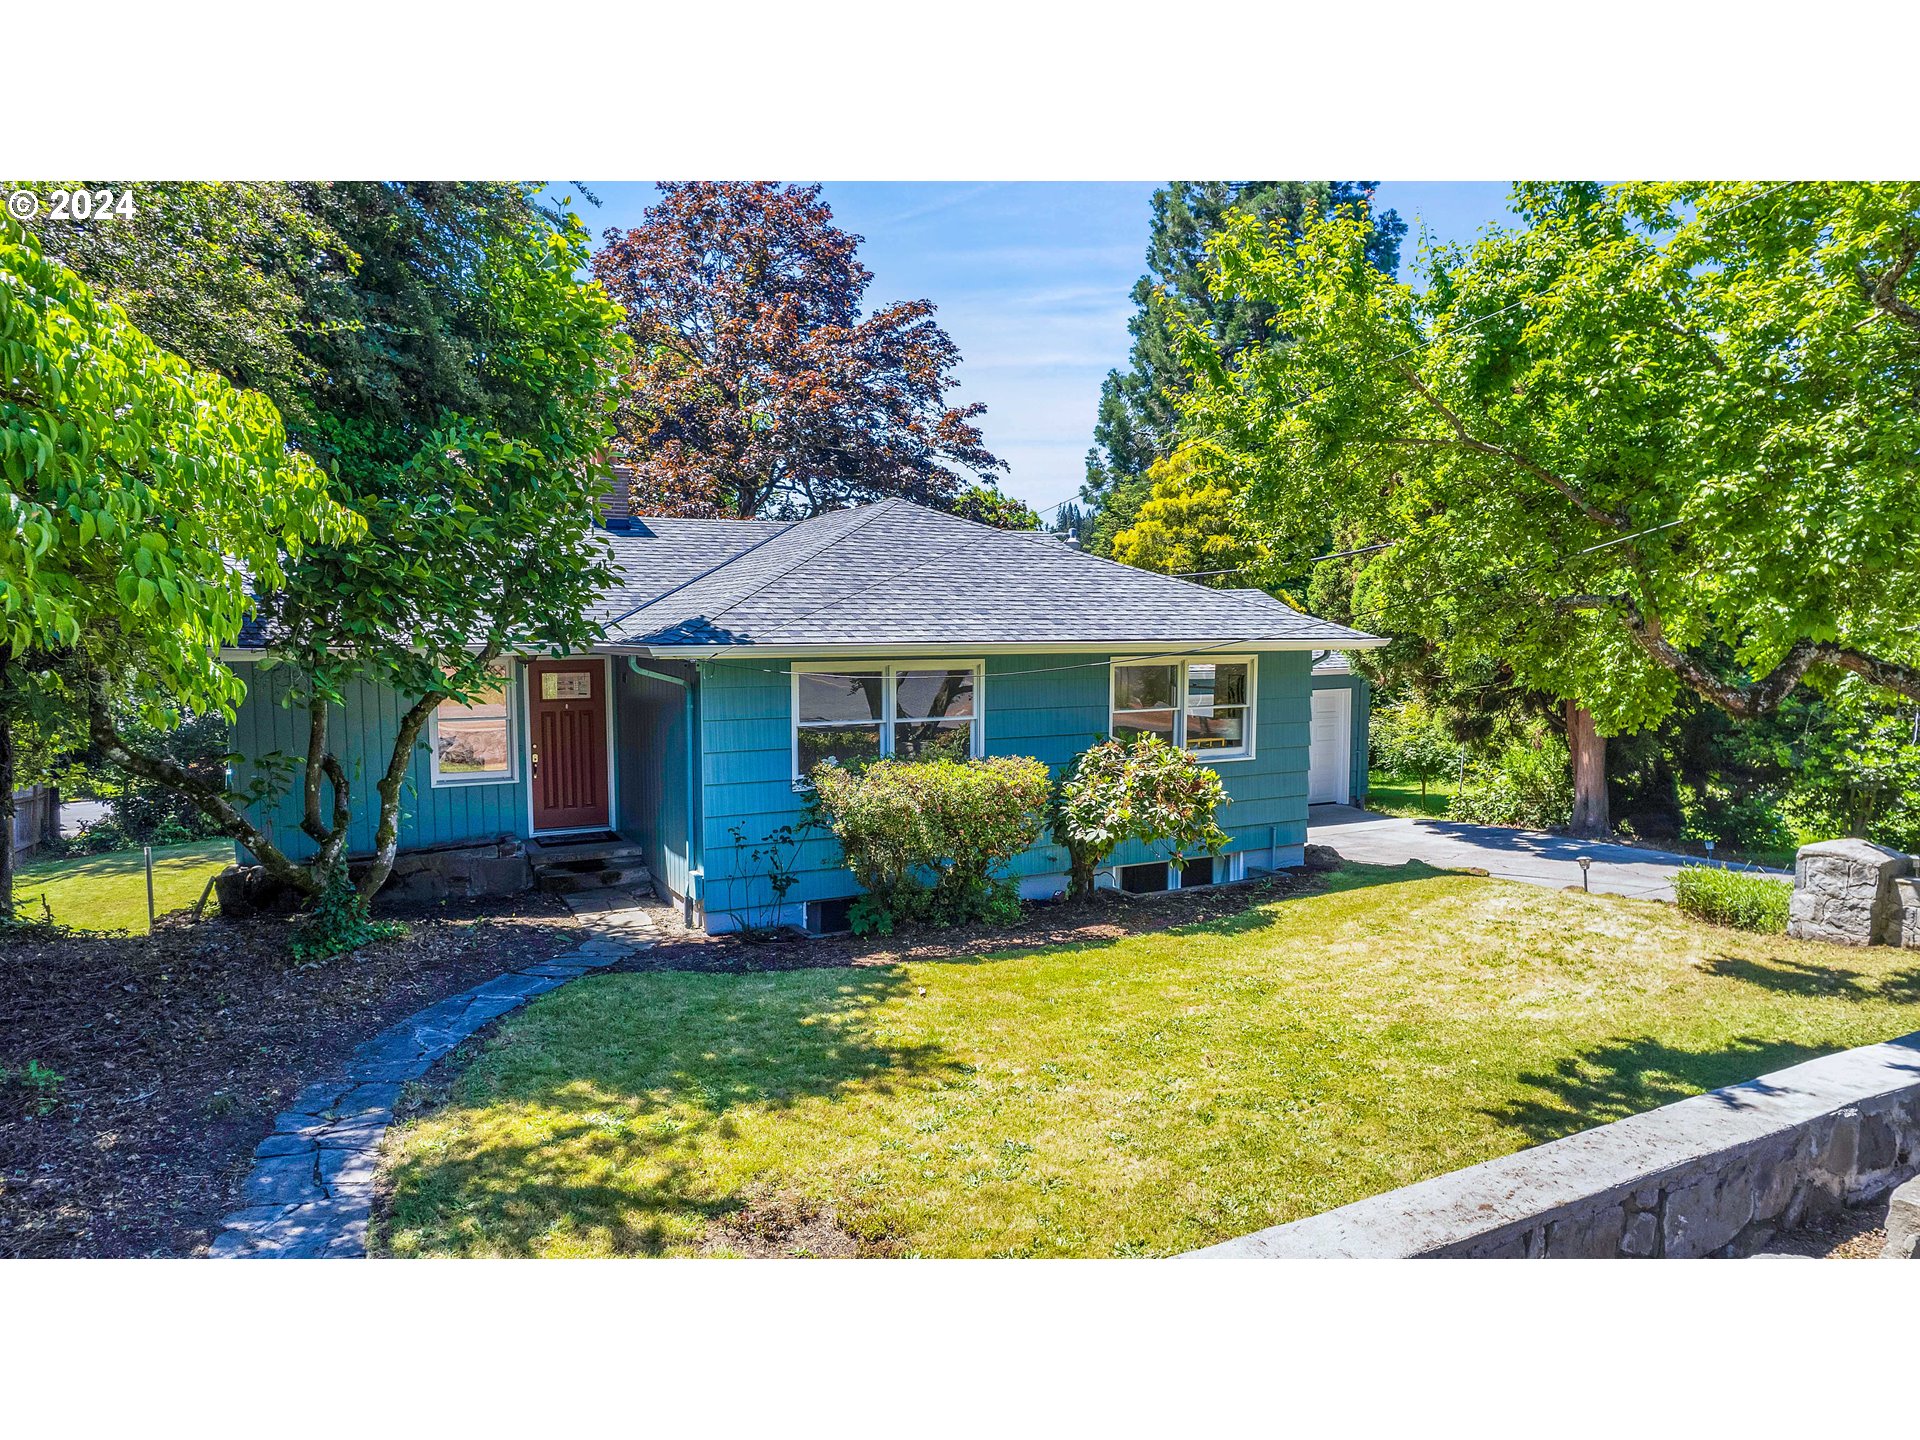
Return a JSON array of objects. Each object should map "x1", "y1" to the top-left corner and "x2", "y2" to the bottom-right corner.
[
  {"x1": 215, "y1": 837, "x2": 532, "y2": 916},
  {"x1": 1187, "y1": 1032, "x2": 1920, "y2": 1259}
]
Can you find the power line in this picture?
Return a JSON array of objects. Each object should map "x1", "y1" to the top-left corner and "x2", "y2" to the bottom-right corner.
[{"x1": 1174, "y1": 542, "x2": 1396, "y2": 580}]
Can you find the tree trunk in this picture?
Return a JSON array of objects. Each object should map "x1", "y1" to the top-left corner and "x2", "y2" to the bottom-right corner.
[
  {"x1": 0, "y1": 653, "x2": 15, "y2": 921},
  {"x1": 1566, "y1": 700, "x2": 1609, "y2": 837},
  {"x1": 356, "y1": 691, "x2": 442, "y2": 901},
  {"x1": 1068, "y1": 855, "x2": 1096, "y2": 902},
  {"x1": 301, "y1": 696, "x2": 332, "y2": 843},
  {"x1": 83, "y1": 667, "x2": 324, "y2": 896}
]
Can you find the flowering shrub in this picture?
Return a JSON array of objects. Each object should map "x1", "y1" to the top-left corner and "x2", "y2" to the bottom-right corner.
[
  {"x1": 809, "y1": 756, "x2": 1053, "y2": 932},
  {"x1": 1052, "y1": 735, "x2": 1231, "y2": 899}
]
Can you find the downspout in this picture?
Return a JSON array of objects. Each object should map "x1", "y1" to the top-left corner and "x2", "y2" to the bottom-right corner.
[{"x1": 685, "y1": 671, "x2": 701, "y2": 928}]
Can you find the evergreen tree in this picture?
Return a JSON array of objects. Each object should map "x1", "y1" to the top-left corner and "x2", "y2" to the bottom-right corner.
[{"x1": 1082, "y1": 182, "x2": 1405, "y2": 546}]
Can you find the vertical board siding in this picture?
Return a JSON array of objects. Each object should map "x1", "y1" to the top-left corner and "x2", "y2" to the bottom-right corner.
[
  {"x1": 615, "y1": 660, "x2": 694, "y2": 900},
  {"x1": 229, "y1": 662, "x2": 529, "y2": 862},
  {"x1": 697, "y1": 650, "x2": 1316, "y2": 929}
]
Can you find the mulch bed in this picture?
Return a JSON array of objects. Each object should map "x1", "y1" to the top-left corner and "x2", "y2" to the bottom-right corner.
[
  {"x1": 4, "y1": 868, "x2": 1329, "y2": 1258},
  {"x1": 616, "y1": 868, "x2": 1329, "y2": 974},
  {"x1": 1753, "y1": 1205, "x2": 1890, "y2": 1259},
  {"x1": 0, "y1": 892, "x2": 578, "y2": 1258}
]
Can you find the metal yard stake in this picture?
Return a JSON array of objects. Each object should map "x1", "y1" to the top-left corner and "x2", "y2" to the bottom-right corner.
[{"x1": 144, "y1": 844, "x2": 156, "y2": 931}]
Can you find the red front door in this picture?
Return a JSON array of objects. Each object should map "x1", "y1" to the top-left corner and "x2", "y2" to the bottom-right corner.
[{"x1": 528, "y1": 660, "x2": 609, "y2": 832}]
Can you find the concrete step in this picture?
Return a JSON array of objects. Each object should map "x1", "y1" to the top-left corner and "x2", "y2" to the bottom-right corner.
[
  {"x1": 525, "y1": 835, "x2": 645, "y2": 865},
  {"x1": 535, "y1": 859, "x2": 653, "y2": 896}
]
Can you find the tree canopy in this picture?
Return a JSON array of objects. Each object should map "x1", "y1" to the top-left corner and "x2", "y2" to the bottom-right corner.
[
  {"x1": 59, "y1": 184, "x2": 628, "y2": 914},
  {"x1": 593, "y1": 182, "x2": 1007, "y2": 519},
  {"x1": 0, "y1": 215, "x2": 356, "y2": 908},
  {"x1": 1107, "y1": 447, "x2": 1267, "y2": 585},
  {"x1": 1181, "y1": 182, "x2": 1920, "y2": 744},
  {"x1": 1081, "y1": 181, "x2": 1405, "y2": 543}
]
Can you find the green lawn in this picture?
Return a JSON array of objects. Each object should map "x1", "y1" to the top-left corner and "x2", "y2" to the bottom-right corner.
[
  {"x1": 1364, "y1": 770, "x2": 1457, "y2": 819},
  {"x1": 376, "y1": 864, "x2": 1920, "y2": 1258},
  {"x1": 12, "y1": 839, "x2": 231, "y2": 933}
]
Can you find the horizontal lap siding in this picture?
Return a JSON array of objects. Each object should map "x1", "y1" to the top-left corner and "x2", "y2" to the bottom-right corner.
[
  {"x1": 229, "y1": 663, "x2": 529, "y2": 863},
  {"x1": 696, "y1": 650, "x2": 1316, "y2": 928}
]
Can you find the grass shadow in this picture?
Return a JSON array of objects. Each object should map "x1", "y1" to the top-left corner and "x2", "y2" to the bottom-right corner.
[
  {"x1": 382, "y1": 965, "x2": 961, "y2": 1255},
  {"x1": 1704, "y1": 954, "x2": 1920, "y2": 1004},
  {"x1": 1485, "y1": 1034, "x2": 1837, "y2": 1145}
]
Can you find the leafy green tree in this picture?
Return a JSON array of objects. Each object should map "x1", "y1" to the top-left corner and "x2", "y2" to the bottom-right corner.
[
  {"x1": 1370, "y1": 700, "x2": 1460, "y2": 801},
  {"x1": 76, "y1": 185, "x2": 629, "y2": 920},
  {"x1": 1051, "y1": 735, "x2": 1230, "y2": 900},
  {"x1": 0, "y1": 216, "x2": 354, "y2": 910},
  {"x1": 1181, "y1": 182, "x2": 1920, "y2": 835},
  {"x1": 1715, "y1": 680, "x2": 1920, "y2": 851},
  {"x1": 1083, "y1": 182, "x2": 1405, "y2": 532},
  {"x1": 18, "y1": 181, "x2": 346, "y2": 426},
  {"x1": 1108, "y1": 447, "x2": 1267, "y2": 584},
  {"x1": 951, "y1": 485, "x2": 1040, "y2": 530}
]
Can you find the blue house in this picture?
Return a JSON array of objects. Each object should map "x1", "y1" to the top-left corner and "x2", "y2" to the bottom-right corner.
[{"x1": 228, "y1": 499, "x2": 1378, "y2": 931}]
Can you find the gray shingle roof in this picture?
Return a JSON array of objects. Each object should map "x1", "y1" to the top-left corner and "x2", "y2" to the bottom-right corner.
[
  {"x1": 589, "y1": 516, "x2": 789, "y2": 630},
  {"x1": 602, "y1": 499, "x2": 1380, "y2": 651}
]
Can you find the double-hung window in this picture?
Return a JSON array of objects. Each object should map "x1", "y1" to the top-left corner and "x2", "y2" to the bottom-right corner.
[
  {"x1": 793, "y1": 661, "x2": 982, "y2": 780},
  {"x1": 1110, "y1": 656, "x2": 1255, "y2": 760},
  {"x1": 429, "y1": 661, "x2": 519, "y2": 786}
]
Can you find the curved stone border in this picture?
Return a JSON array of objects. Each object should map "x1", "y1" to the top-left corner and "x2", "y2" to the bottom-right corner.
[{"x1": 210, "y1": 921, "x2": 652, "y2": 1259}]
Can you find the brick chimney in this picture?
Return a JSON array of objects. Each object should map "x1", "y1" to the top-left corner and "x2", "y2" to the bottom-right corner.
[{"x1": 597, "y1": 463, "x2": 635, "y2": 530}]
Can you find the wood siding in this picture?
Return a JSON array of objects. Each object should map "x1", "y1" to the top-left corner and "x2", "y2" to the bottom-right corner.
[
  {"x1": 228, "y1": 663, "x2": 529, "y2": 862},
  {"x1": 697, "y1": 650, "x2": 1317, "y2": 929},
  {"x1": 616, "y1": 659, "x2": 695, "y2": 901}
]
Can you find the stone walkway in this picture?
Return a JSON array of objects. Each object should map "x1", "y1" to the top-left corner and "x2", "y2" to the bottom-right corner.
[{"x1": 209, "y1": 886, "x2": 658, "y2": 1258}]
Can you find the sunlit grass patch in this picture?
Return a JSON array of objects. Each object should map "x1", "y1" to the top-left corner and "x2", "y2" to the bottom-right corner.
[{"x1": 377, "y1": 864, "x2": 1920, "y2": 1257}]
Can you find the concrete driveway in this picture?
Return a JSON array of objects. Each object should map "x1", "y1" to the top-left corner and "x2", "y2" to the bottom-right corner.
[{"x1": 1305, "y1": 804, "x2": 1783, "y2": 902}]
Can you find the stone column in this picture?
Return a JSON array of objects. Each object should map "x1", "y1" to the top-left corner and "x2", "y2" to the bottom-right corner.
[
  {"x1": 1785, "y1": 838, "x2": 1913, "y2": 946},
  {"x1": 1897, "y1": 876, "x2": 1920, "y2": 952}
]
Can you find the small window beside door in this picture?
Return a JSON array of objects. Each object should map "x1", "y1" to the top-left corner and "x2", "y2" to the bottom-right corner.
[{"x1": 429, "y1": 664, "x2": 518, "y2": 786}]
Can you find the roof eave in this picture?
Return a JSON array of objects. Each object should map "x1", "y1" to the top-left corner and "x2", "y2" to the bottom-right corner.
[{"x1": 622, "y1": 635, "x2": 1385, "y2": 660}]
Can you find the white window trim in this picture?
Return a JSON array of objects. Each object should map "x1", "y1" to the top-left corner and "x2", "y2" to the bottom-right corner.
[
  {"x1": 1108, "y1": 655, "x2": 1258, "y2": 763},
  {"x1": 428, "y1": 665, "x2": 521, "y2": 788},
  {"x1": 791, "y1": 659, "x2": 986, "y2": 783}
]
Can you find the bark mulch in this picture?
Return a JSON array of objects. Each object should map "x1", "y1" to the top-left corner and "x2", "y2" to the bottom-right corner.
[
  {"x1": 1753, "y1": 1205, "x2": 1890, "y2": 1259},
  {"x1": 4, "y1": 869, "x2": 1326, "y2": 1257},
  {"x1": 613, "y1": 869, "x2": 1328, "y2": 974},
  {"x1": 0, "y1": 892, "x2": 578, "y2": 1258}
]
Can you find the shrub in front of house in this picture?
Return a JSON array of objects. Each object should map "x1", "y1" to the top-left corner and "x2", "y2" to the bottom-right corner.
[
  {"x1": 1051, "y1": 735, "x2": 1231, "y2": 900},
  {"x1": 1673, "y1": 865, "x2": 1791, "y2": 934},
  {"x1": 809, "y1": 755, "x2": 1053, "y2": 933}
]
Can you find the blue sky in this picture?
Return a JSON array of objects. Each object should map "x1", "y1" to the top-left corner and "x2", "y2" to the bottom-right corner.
[{"x1": 576, "y1": 182, "x2": 1518, "y2": 513}]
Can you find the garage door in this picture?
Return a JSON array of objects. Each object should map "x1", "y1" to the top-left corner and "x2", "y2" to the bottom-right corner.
[{"x1": 1308, "y1": 688, "x2": 1351, "y2": 805}]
